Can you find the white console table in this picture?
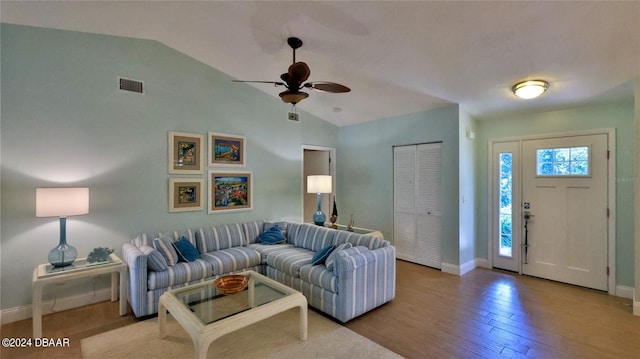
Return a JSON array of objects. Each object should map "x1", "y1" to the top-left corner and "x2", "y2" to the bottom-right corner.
[{"x1": 31, "y1": 253, "x2": 127, "y2": 338}]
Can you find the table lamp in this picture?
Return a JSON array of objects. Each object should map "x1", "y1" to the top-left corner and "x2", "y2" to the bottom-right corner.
[
  {"x1": 307, "y1": 175, "x2": 332, "y2": 226},
  {"x1": 36, "y1": 187, "x2": 89, "y2": 267}
]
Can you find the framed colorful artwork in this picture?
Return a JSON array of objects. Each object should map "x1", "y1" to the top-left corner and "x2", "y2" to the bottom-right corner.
[
  {"x1": 168, "y1": 131, "x2": 205, "y2": 174},
  {"x1": 208, "y1": 170, "x2": 252, "y2": 213},
  {"x1": 208, "y1": 132, "x2": 245, "y2": 167},
  {"x1": 169, "y1": 178, "x2": 205, "y2": 212}
]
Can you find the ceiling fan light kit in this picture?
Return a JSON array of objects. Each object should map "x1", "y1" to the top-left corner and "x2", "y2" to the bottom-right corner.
[
  {"x1": 512, "y1": 80, "x2": 549, "y2": 99},
  {"x1": 280, "y1": 91, "x2": 309, "y2": 104},
  {"x1": 234, "y1": 37, "x2": 350, "y2": 106}
]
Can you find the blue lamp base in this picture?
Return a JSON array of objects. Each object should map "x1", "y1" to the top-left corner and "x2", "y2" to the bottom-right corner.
[
  {"x1": 313, "y1": 211, "x2": 326, "y2": 226},
  {"x1": 48, "y1": 243, "x2": 77, "y2": 267},
  {"x1": 48, "y1": 217, "x2": 77, "y2": 267},
  {"x1": 313, "y1": 193, "x2": 326, "y2": 226}
]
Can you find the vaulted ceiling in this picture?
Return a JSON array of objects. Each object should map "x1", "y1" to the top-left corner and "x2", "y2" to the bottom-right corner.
[{"x1": 2, "y1": 1, "x2": 639, "y2": 126}]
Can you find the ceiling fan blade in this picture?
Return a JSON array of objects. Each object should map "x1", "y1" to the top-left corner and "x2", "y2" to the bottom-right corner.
[
  {"x1": 305, "y1": 81, "x2": 351, "y2": 93},
  {"x1": 232, "y1": 80, "x2": 285, "y2": 86}
]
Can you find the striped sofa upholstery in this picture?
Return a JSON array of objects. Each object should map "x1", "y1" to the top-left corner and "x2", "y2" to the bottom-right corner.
[{"x1": 123, "y1": 221, "x2": 395, "y2": 322}]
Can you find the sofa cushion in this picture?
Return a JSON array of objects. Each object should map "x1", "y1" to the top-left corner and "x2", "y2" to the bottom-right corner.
[
  {"x1": 258, "y1": 225, "x2": 286, "y2": 244},
  {"x1": 199, "y1": 246, "x2": 261, "y2": 276},
  {"x1": 311, "y1": 244, "x2": 335, "y2": 265},
  {"x1": 242, "y1": 220, "x2": 264, "y2": 244},
  {"x1": 132, "y1": 229, "x2": 197, "y2": 249},
  {"x1": 283, "y1": 222, "x2": 303, "y2": 245},
  {"x1": 174, "y1": 237, "x2": 199, "y2": 262},
  {"x1": 334, "y1": 231, "x2": 386, "y2": 250},
  {"x1": 266, "y1": 247, "x2": 314, "y2": 278},
  {"x1": 196, "y1": 223, "x2": 246, "y2": 253},
  {"x1": 293, "y1": 224, "x2": 336, "y2": 252},
  {"x1": 325, "y1": 242, "x2": 353, "y2": 271},
  {"x1": 140, "y1": 245, "x2": 168, "y2": 272},
  {"x1": 147, "y1": 259, "x2": 212, "y2": 290},
  {"x1": 299, "y1": 264, "x2": 338, "y2": 293},
  {"x1": 153, "y1": 236, "x2": 179, "y2": 266},
  {"x1": 248, "y1": 243, "x2": 295, "y2": 264}
]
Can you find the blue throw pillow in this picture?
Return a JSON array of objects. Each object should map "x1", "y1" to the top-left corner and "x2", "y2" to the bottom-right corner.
[
  {"x1": 258, "y1": 225, "x2": 286, "y2": 245},
  {"x1": 325, "y1": 242, "x2": 353, "y2": 271},
  {"x1": 173, "y1": 236, "x2": 199, "y2": 262},
  {"x1": 311, "y1": 244, "x2": 335, "y2": 265}
]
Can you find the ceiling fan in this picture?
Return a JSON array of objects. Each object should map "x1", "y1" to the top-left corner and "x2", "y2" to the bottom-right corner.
[{"x1": 233, "y1": 37, "x2": 350, "y2": 105}]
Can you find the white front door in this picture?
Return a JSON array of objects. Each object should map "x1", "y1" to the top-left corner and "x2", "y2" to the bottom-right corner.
[{"x1": 521, "y1": 134, "x2": 608, "y2": 291}]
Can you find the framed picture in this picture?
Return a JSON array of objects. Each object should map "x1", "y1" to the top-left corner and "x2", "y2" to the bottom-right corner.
[
  {"x1": 208, "y1": 132, "x2": 246, "y2": 167},
  {"x1": 208, "y1": 170, "x2": 252, "y2": 213},
  {"x1": 169, "y1": 178, "x2": 205, "y2": 212},
  {"x1": 168, "y1": 131, "x2": 205, "y2": 174}
]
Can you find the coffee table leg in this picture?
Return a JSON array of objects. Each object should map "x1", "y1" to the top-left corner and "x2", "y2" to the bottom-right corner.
[
  {"x1": 299, "y1": 303, "x2": 308, "y2": 341},
  {"x1": 158, "y1": 301, "x2": 167, "y2": 338},
  {"x1": 195, "y1": 339, "x2": 209, "y2": 359}
]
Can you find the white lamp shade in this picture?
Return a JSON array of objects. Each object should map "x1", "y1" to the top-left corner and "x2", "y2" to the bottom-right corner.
[
  {"x1": 36, "y1": 187, "x2": 89, "y2": 217},
  {"x1": 307, "y1": 175, "x2": 332, "y2": 194}
]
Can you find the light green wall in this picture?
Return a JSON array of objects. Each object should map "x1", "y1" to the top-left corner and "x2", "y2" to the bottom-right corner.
[
  {"x1": 0, "y1": 24, "x2": 338, "y2": 309},
  {"x1": 336, "y1": 105, "x2": 461, "y2": 265},
  {"x1": 475, "y1": 99, "x2": 636, "y2": 287},
  {"x1": 458, "y1": 110, "x2": 476, "y2": 266}
]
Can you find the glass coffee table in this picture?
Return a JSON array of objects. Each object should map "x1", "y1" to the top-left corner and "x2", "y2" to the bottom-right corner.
[{"x1": 158, "y1": 270, "x2": 307, "y2": 359}]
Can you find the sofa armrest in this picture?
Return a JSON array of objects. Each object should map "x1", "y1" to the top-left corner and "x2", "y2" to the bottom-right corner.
[
  {"x1": 122, "y1": 243, "x2": 148, "y2": 317},
  {"x1": 333, "y1": 245, "x2": 396, "y2": 322}
]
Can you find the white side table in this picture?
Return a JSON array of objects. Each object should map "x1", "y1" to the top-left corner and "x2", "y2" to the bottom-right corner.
[{"x1": 32, "y1": 253, "x2": 127, "y2": 338}]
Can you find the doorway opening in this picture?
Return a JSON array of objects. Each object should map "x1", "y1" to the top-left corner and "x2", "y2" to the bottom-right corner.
[{"x1": 302, "y1": 145, "x2": 336, "y2": 224}]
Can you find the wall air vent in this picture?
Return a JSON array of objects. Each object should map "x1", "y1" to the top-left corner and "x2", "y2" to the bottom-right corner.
[{"x1": 119, "y1": 77, "x2": 144, "y2": 94}]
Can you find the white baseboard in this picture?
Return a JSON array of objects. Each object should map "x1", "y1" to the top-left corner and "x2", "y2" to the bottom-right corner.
[
  {"x1": 0, "y1": 288, "x2": 112, "y2": 325},
  {"x1": 475, "y1": 258, "x2": 490, "y2": 269},
  {"x1": 441, "y1": 258, "x2": 490, "y2": 276},
  {"x1": 441, "y1": 259, "x2": 476, "y2": 276},
  {"x1": 440, "y1": 262, "x2": 458, "y2": 275},
  {"x1": 615, "y1": 285, "x2": 634, "y2": 299}
]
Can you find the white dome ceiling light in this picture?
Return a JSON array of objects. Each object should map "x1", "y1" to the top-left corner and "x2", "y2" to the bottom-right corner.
[{"x1": 512, "y1": 80, "x2": 549, "y2": 99}]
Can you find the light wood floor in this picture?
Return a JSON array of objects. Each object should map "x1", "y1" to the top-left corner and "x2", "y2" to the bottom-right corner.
[{"x1": 2, "y1": 260, "x2": 639, "y2": 358}]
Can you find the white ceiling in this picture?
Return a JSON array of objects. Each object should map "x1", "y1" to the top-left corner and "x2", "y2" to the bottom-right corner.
[{"x1": 2, "y1": 1, "x2": 639, "y2": 126}]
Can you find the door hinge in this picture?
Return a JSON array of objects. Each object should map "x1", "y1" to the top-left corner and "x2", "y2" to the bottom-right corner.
[
  {"x1": 606, "y1": 208, "x2": 610, "y2": 218},
  {"x1": 607, "y1": 150, "x2": 610, "y2": 159},
  {"x1": 607, "y1": 266, "x2": 610, "y2": 276}
]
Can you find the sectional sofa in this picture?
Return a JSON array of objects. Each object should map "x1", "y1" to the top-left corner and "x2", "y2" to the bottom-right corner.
[{"x1": 122, "y1": 220, "x2": 396, "y2": 323}]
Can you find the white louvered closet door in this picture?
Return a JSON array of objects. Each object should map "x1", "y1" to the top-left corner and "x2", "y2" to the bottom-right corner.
[{"x1": 393, "y1": 143, "x2": 442, "y2": 269}]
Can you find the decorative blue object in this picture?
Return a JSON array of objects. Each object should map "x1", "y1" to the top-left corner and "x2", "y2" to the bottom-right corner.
[
  {"x1": 313, "y1": 195, "x2": 326, "y2": 226},
  {"x1": 48, "y1": 217, "x2": 78, "y2": 267},
  {"x1": 258, "y1": 225, "x2": 286, "y2": 245},
  {"x1": 311, "y1": 244, "x2": 335, "y2": 265},
  {"x1": 173, "y1": 237, "x2": 199, "y2": 262},
  {"x1": 87, "y1": 247, "x2": 114, "y2": 263}
]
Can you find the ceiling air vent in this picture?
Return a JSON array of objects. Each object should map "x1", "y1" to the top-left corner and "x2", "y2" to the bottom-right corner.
[{"x1": 119, "y1": 77, "x2": 144, "y2": 94}]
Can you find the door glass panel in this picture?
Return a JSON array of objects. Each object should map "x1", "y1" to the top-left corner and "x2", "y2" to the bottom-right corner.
[
  {"x1": 536, "y1": 146, "x2": 589, "y2": 176},
  {"x1": 499, "y1": 153, "x2": 513, "y2": 257}
]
